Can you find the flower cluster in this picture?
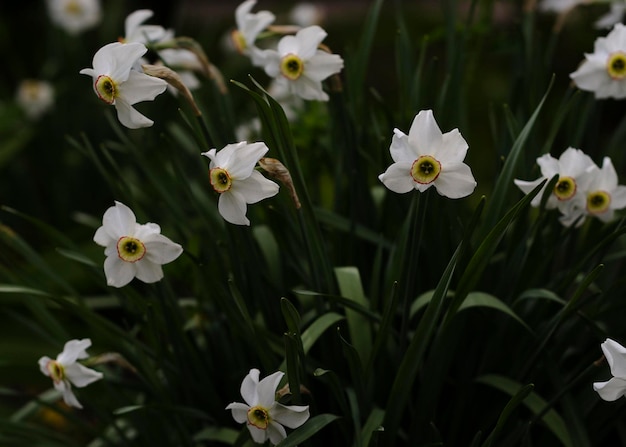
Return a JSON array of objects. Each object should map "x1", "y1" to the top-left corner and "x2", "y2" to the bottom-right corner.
[{"x1": 514, "y1": 149, "x2": 626, "y2": 227}]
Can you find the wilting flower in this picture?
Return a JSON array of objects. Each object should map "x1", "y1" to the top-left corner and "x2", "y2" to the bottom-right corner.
[
  {"x1": 232, "y1": 0, "x2": 276, "y2": 66},
  {"x1": 46, "y1": 0, "x2": 101, "y2": 35},
  {"x1": 570, "y1": 23, "x2": 626, "y2": 99},
  {"x1": 38, "y1": 339, "x2": 103, "y2": 409},
  {"x1": 561, "y1": 156, "x2": 626, "y2": 226},
  {"x1": 226, "y1": 369, "x2": 310, "y2": 445},
  {"x1": 16, "y1": 79, "x2": 54, "y2": 120},
  {"x1": 93, "y1": 201, "x2": 183, "y2": 288},
  {"x1": 79, "y1": 42, "x2": 168, "y2": 129},
  {"x1": 261, "y1": 25, "x2": 344, "y2": 101},
  {"x1": 594, "y1": 338, "x2": 626, "y2": 401},
  {"x1": 378, "y1": 110, "x2": 476, "y2": 199},
  {"x1": 201, "y1": 142, "x2": 279, "y2": 226},
  {"x1": 513, "y1": 147, "x2": 595, "y2": 212}
]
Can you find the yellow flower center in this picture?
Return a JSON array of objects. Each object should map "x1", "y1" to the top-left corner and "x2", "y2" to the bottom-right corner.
[
  {"x1": 95, "y1": 75, "x2": 118, "y2": 105},
  {"x1": 209, "y1": 168, "x2": 233, "y2": 193},
  {"x1": 231, "y1": 29, "x2": 247, "y2": 54},
  {"x1": 410, "y1": 155, "x2": 442, "y2": 184},
  {"x1": 247, "y1": 405, "x2": 270, "y2": 430},
  {"x1": 607, "y1": 52, "x2": 626, "y2": 80},
  {"x1": 117, "y1": 236, "x2": 146, "y2": 263},
  {"x1": 46, "y1": 360, "x2": 65, "y2": 384},
  {"x1": 64, "y1": 0, "x2": 82, "y2": 15},
  {"x1": 553, "y1": 176, "x2": 576, "y2": 201},
  {"x1": 587, "y1": 191, "x2": 611, "y2": 215},
  {"x1": 280, "y1": 54, "x2": 304, "y2": 80}
]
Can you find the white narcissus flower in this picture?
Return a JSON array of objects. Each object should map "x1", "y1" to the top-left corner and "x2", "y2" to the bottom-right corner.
[
  {"x1": 513, "y1": 147, "x2": 595, "y2": 212},
  {"x1": 378, "y1": 110, "x2": 476, "y2": 199},
  {"x1": 79, "y1": 42, "x2": 168, "y2": 129},
  {"x1": 570, "y1": 23, "x2": 626, "y2": 99},
  {"x1": 201, "y1": 142, "x2": 279, "y2": 226},
  {"x1": 226, "y1": 369, "x2": 310, "y2": 445},
  {"x1": 46, "y1": 0, "x2": 101, "y2": 35},
  {"x1": 232, "y1": 0, "x2": 276, "y2": 66},
  {"x1": 595, "y1": 3, "x2": 626, "y2": 30},
  {"x1": 261, "y1": 25, "x2": 344, "y2": 101},
  {"x1": 38, "y1": 339, "x2": 103, "y2": 409},
  {"x1": 594, "y1": 338, "x2": 626, "y2": 401},
  {"x1": 93, "y1": 201, "x2": 183, "y2": 288},
  {"x1": 123, "y1": 9, "x2": 168, "y2": 44},
  {"x1": 16, "y1": 79, "x2": 55, "y2": 120}
]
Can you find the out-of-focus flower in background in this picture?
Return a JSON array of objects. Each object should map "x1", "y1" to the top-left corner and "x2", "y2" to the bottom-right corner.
[
  {"x1": 15, "y1": 79, "x2": 55, "y2": 120},
  {"x1": 289, "y1": 2, "x2": 325, "y2": 27},
  {"x1": 46, "y1": 0, "x2": 101, "y2": 35}
]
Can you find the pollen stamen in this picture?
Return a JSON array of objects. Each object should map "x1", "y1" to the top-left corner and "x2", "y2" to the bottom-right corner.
[{"x1": 410, "y1": 155, "x2": 442, "y2": 184}]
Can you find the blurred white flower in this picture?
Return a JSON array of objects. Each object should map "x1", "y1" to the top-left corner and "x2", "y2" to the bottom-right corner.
[
  {"x1": 38, "y1": 339, "x2": 103, "y2": 409},
  {"x1": 93, "y1": 201, "x2": 183, "y2": 288},
  {"x1": 226, "y1": 369, "x2": 310, "y2": 445},
  {"x1": 514, "y1": 147, "x2": 595, "y2": 212},
  {"x1": 595, "y1": 3, "x2": 626, "y2": 29},
  {"x1": 289, "y1": 2, "x2": 325, "y2": 27},
  {"x1": 378, "y1": 110, "x2": 476, "y2": 199},
  {"x1": 80, "y1": 42, "x2": 168, "y2": 129},
  {"x1": 46, "y1": 0, "x2": 101, "y2": 35},
  {"x1": 201, "y1": 142, "x2": 279, "y2": 226},
  {"x1": 594, "y1": 338, "x2": 626, "y2": 401},
  {"x1": 158, "y1": 48, "x2": 202, "y2": 94},
  {"x1": 537, "y1": 0, "x2": 583, "y2": 13},
  {"x1": 232, "y1": 0, "x2": 276, "y2": 66},
  {"x1": 261, "y1": 25, "x2": 343, "y2": 101},
  {"x1": 16, "y1": 79, "x2": 54, "y2": 120},
  {"x1": 570, "y1": 23, "x2": 626, "y2": 99},
  {"x1": 122, "y1": 9, "x2": 168, "y2": 44}
]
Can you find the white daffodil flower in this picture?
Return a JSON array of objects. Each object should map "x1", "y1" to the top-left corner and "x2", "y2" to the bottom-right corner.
[
  {"x1": 514, "y1": 147, "x2": 596, "y2": 212},
  {"x1": 93, "y1": 201, "x2": 183, "y2": 288},
  {"x1": 122, "y1": 9, "x2": 168, "y2": 44},
  {"x1": 201, "y1": 142, "x2": 279, "y2": 226},
  {"x1": 595, "y1": 3, "x2": 626, "y2": 30},
  {"x1": 261, "y1": 25, "x2": 344, "y2": 101},
  {"x1": 561, "y1": 156, "x2": 626, "y2": 226},
  {"x1": 378, "y1": 110, "x2": 476, "y2": 199},
  {"x1": 38, "y1": 339, "x2": 103, "y2": 409},
  {"x1": 570, "y1": 23, "x2": 626, "y2": 99},
  {"x1": 79, "y1": 42, "x2": 168, "y2": 129},
  {"x1": 16, "y1": 79, "x2": 54, "y2": 120},
  {"x1": 46, "y1": 0, "x2": 101, "y2": 35},
  {"x1": 226, "y1": 369, "x2": 310, "y2": 445},
  {"x1": 232, "y1": 0, "x2": 276, "y2": 66},
  {"x1": 594, "y1": 338, "x2": 626, "y2": 401}
]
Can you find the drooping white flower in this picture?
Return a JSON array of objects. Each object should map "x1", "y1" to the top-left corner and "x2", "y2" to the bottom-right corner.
[
  {"x1": 79, "y1": 42, "x2": 168, "y2": 129},
  {"x1": 594, "y1": 338, "x2": 626, "y2": 401},
  {"x1": 595, "y1": 3, "x2": 626, "y2": 29},
  {"x1": 226, "y1": 369, "x2": 310, "y2": 445},
  {"x1": 232, "y1": 0, "x2": 276, "y2": 66},
  {"x1": 261, "y1": 25, "x2": 344, "y2": 101},
  {"x1": 513, "y1": 147, "x2": 596, "y2": 212},
  {"x1": 38, "y1": 339, "x2": 103, "y2": 409},
  {"x1": 201, "y1": 142, "x2": 279, "y2": 226},
  {"x1": 561, "y1": 156, "x2": 626, "y2": 226},
  {"x1": 570, "y1": 23, "x2": 626, "y2": 99},
  {"x1": 378, "y1": 110, "x2": 476, "y2": 199},
  {"x1": 93, "y1": 201, "x2": 183, "y2": 288},
  {"x1": 122, "y1": 9, "x2": 168, "y2": 44},
  {"x1": 16, "y1": 79, "x2": 54, "y2": 120},
  {"x1": 46, "y1": 0, "x2": 101, "y2": 35}
]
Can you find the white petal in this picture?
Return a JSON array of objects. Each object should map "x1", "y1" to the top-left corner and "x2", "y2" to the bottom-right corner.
[
  {"x1": 38, "y1": 356, "x2": 52, "y2": 376},
  {"x1": 64, "y1": 363, "x2": 103, "y2": 387},
  {"x1": 92, "y1": 42, "x2": 148, "y2": 82},
  {"x1": 262, "y1": 50, "x2": 282, "y2": 78},
  {"x1": 594, "y1": 377, "x2": 626, "y2": 401},
  {"x1": 242, "y1": 10, "x2": 275, "y2": 46},
  {"x1": 278, "y1": 35, "x2": 301, "y2": 57},
  {"x1": 118, "y1": 70, "x2": 167, "y2": 105},
  {"x1": 267, "y1": 421, "x2": 287, "y2": 445},
  {"x1": 210, "y1": 142, "x2": 248, "y2": 170},
  {"x1": 56, "y1": 380, "x2": 83, "y2": 409},
  {"x1": 570, "y1": 59, "x2": 610, "y2": 94},
  {"x1": 389, "y1": 129, "x2": 416, "y2": 162},
  {"x1": 227, "y1": 142, "x2": 269, "y2": 179},
  {"x1": 101, "y1": 201, "x2": 136, "y2": 239},
  {"x1": 114, "y1": 99, "x2": 154, "y2": 129},
  {"x1": 513, "y1": 178, "x2": 546, "y2": 208},
  {"x1": 610, "y1": 186, "x2": 626, "y2": 210},
  {"x1": 602, "y1": 338, "x2": 626, "y2": 379},
  {"x1": 236, "y1": 0, "x2": 256, "y2": 27},
  {"x1": 256, "y1": 371, "x2": 284, "y2": 408},
  {"x1": 536, "y1": 153, "x2": 559, "y2": 178},
  {"x1": 435, "y1": 128, "x2": 469, "y2": 165},
  {"x1": 247, "y1": 425, "x2": 268, "y2": 444},
  {"x1": 134, "y1": 260, "x2": 164, "y2": 283},
  {"x1": 292, "y1": 76, "x2": 327, "y2": 101},
  {"x1": 57, "y1": 339, "x2": 91, "y2": 364},
  {"x1": 271, "y1": 403, "x2": 310, "y2": 428},
  {"x1": 104, "y1": 255, "x2": 136, "y2": 288},
  {"x1": 124, "y1": 9, "x2": 153, "y2": 38},
  {"x1": 241, "y1": 368, "x2": 261, "y2": 406},
  {"x1": 407, "y1": 110, "x2": 443, "y2": 157},
  {"x1": 558, "y1": 147, "x2": 593, "y2": 176},
  {"x1": 218, "y1": 191, "x2": 250, "y2": 226},
  {"x1": 294, "y1": 26, "x2": 327, "y2": 60},
  {"x1": 142, "y1": 233, "x2": 183, "y2": 264},
  {"x1": 93, "y1": 226, "x2": 114, "y2": 247},
  {"x1": 226, "y1": 402, "x2": 250, "y2": 424},
  {"x1": 303, "y1": 52, "x2": 343, "y2": 81},
  {"x1": 378, "y1": 162, "x2": 414, "y2": 194},
  {"x1": 231, "y1": 171, "x2": 279, "y2": 204},
  {"x1": 433, "y1": 163, "x2": 476, "y2": 199}
]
